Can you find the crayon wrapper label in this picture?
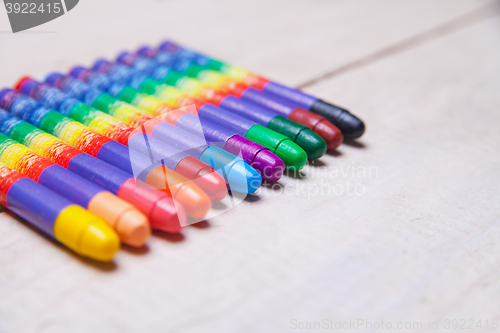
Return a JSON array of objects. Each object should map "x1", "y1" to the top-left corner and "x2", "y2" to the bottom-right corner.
[{"x1": 0, "y1": 164, "x2": 24, "y2": 206}]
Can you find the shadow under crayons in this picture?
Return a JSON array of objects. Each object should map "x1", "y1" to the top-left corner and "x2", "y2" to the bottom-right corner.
[
  {"x1": 308, "y1": 159, "x2": 327, "y2": 167},
  {"x1": 326, "y1": 149, "x2": 342, "y2": 157},
  {"x1": 343, "y1": 139, "x2": 367, "y2": 149},
  {"x1": 152, "y1": 230, "x2": 185, "y2": 243},
  {"x1": 121, "y1": 244, "x2": 150, "y2": 256},
  {"x1": 261, "y1": 180, "x2": 283, "y2": 191},
  {"x1": 244, "y1": 193, "x2": 261, "y2": 203},
  {"x1": 190, "y1": 220, "x2": 210, "y2": 229},
  {"x1": 68, "y1": 251, "x2": 118, "y2": 272},
  {"x1": 284, "y1": 168, "x2": 307, "y2": 180},
  {"x1": 211, "y1": 200, "x2": 228, "y2": 210},
  {"x1": 3, "y1": 210, "x2": 119, "y2": 271}
]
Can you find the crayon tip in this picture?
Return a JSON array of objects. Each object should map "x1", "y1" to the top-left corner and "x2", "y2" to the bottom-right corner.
[
  {"x1": 143, "y1": 165, "x2": 211, "y2": 219},
  {"x1": 88, "y1": 191, "x2": 150, "y2": 247},
  {"x1": 79, "y1": 222, "x2": 121, "y2": 262},
  {"x1": 200, "y1": 146, "x2": 262, "y2": 194},
  {"x1": 175, "y1": 157, "x2": 228, "y2": 201},
  {"x1": 117, "y1": 179, "x2": 186, "y2": 233},
  {"x1": 288, "y1": 108, "x2": 343, "y2": 150},
  {"x1": 275, "y1": 140, "x2": 308, "y2": 171},
  {"x1": 252, "y1": 149, "x2": 285, "y2": 182},
  {"x1": 295, "y1": 129, "x2": 327, "y2": 159},
  {"x1": 195, "y1": 168, "x2": 228, "y2": 200},
  {"x1": 339, "y1": 111, "x2": 365, "y2": 139},
  {"x1": 313, "y1": 119, "x2": 343, "y2": 150},
  {"x1": 172, "y1": 183, "x2": 212, "y2": 219},
  {"x1": 224, "y1": 135, "x2": 284, "y2": 182},
  {"x1": 244, "y1": 124, "x2": 308, "y2": 171},
  {"x1": 115, "y1": 209, "x2": 151, "y2": 247},
  {"x1": 150, "y1": 197, "x2": 186, "y2": 233},
  {"x1": 267, "y1": 116, "x2": 326, "y2": 159},
  {"x1": 53, "y1": 205, "x2": 120, "y2": 262},
  {"x1": 309, "y1": 100, "x2": 365, "y2": 139}
]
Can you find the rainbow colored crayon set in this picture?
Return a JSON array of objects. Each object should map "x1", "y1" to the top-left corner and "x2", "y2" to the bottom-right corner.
[{"x1": 0, "y1": 40, "x2": 365, "y2": 262}]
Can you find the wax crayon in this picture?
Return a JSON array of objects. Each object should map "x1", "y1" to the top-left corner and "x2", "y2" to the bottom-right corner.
[
  {"x1": 197, "y1": 104, "x2": 307, "y2": 170},
  {"x1": 160, "y1": 111, "x2": 284, "y2": 182},
  {"x1": 0, "y1": 133, "x2": 152, "y2": 241},
  {"x1": 12, "y1": 81, "x2": 226, "y2": 204},
  {"x1": 124, "y1": 74, "x2": 307, "y2": 170},
  {"x1": 2, "y1": 89, "x2": 207, "y2": 222},
  {"x1": 43, "y1": 75, "x2": 262, "y2": 194},
  {"x1": 0, "y1": 111, "x2": 154, "y2": 246},
  {"x1": 68, "y1": 68, "x2": 284, "y2": 181},
  {"x1": 111, "y1": 87, "x2": 285, "y2": 181},
  {"x1": 85, "y1": 62, "x2": 307, "y2": 170},
  {"x1": 0, "y1": 132, "x2": 117, "y2": 219},
  {"x1": 0, "y1": 90, "x2": 186, "y2": 232},
  {"x1": 220, "y1": 90, "x2": 342, "y2": 151},
  {"x1": 113, "y1": 76, "x2": 325, "y2": 158},
  {"x1": 114, "y1": 53, "x2": 328, "y2": 158},
  {"x1": 135, "y1": 46, "x2": 343, "y2": 150},
  {"x1": 92, "y1": 60, "x2": 205, "y2": 109},
  {"x1": 0, "y1": 163, "x2": 120, "y2": 261},
  {"x1": 131, "y1": 114, "x2": 262, "y2": 193},
  {"x1": 158, "y1": 41, "x2": 365, "y2": 139}
]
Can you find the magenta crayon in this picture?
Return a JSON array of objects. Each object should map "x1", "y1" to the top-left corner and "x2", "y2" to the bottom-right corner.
[
  {"x1": 13, "y1": 80, "x2": 228, "y2": 202},
  {"x1": 0, "y1": 163, "x2": 120, "y2": 262},
  {"x1": 137, "y1": 113, "x2": 263, "y2": 193},
  {"x1": 0, "y1": 90, "x2": 186, "y2": 231},
  {"x1": 161, "y1": 111, "x2": 284, "y2": 182},
  {"x1": 157, "y1": 40, "x2": 365, "y2": 139},
  {"x1": 185, "y1": 103, "x2": 307, "y2": 170},
  {"x1": 113, "y1": 52, "x2": 327, "y2": 158}
]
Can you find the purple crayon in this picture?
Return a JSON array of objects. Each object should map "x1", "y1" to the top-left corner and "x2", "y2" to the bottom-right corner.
[
  {"x1": 160, "y1": 110, "x2": 284, "y2": 182},
  {"x1": 66, "y1": 66, "x2": 285, "y2": 182}
]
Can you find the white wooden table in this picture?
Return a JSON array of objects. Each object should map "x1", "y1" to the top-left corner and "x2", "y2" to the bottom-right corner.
[{"x1": 1, "y1": 1, "x2": 499, "y2": 332}]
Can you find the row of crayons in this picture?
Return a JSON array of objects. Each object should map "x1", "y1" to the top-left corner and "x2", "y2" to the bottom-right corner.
[{"x1": 0, "y1": 40, "x2": 365, "y2": 262}]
